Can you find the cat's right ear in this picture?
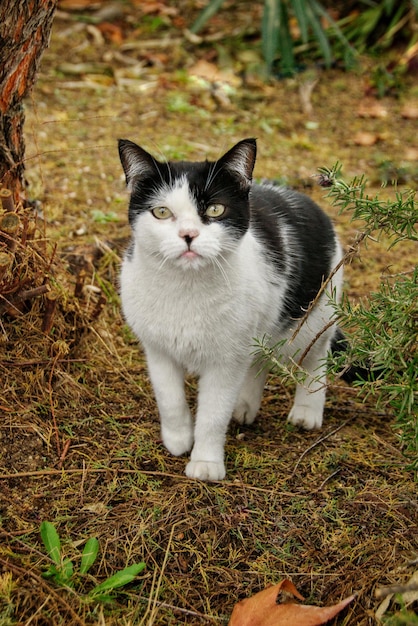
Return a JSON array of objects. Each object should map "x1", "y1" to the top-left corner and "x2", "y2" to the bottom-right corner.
[{"x1": 118, "y1": 139, "x2": 158, "y2": 191}]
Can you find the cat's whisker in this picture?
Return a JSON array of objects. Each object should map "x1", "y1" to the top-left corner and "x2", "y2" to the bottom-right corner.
[
  {"x1": 152, "y1": 157, "x2": 166, "y2": 188},
  {"x1": 205, "y1": 160, "x2": 220, "y2": 191},
  {"x1": 157, "y1": 255, "x2": 171, "y2": 273},
  {"x1": 211, "y1": 256, "x2": 232, "y2": 292}
]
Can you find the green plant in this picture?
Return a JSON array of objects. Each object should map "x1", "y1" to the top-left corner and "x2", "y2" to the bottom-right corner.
[
  {"x1": 342, "y1": 0, "x2": 418, "y2": 53},
  {"x1": 190, "y1": 0, "x2": 354, "y2": 76},
  {"x1": 40, "y1": 521, "x2": 146, "y2": 601},
  {"x1": 319, "y1": 166, "x2": 417, "y2": 469},
  {"x1": 382, "y1": 604, "x2": 418, "y2": 625},
  {"x1": 322, "y1": 166, "x2": 417, "y2": 469}
]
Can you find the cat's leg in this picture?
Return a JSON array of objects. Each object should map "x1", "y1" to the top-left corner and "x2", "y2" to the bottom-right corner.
[
  {"x1": 186, "y1": 366, "x2": 246, "y2": 481},
  {"x1": 145, "y1": 347, "x2": 194, "y2": 456},
  {"x1": 287, "y1": 337, "x2": 330, "y2": 430},
  {"x1": 232, "y1": 364, "x2": 268, "y2": 425}
]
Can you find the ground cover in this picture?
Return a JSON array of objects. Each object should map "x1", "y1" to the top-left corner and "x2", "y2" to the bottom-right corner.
[{"x1": 1, "y1": 1, "x2": 417, "y2": 624}]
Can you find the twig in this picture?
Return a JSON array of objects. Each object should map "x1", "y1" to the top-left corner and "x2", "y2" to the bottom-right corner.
[
  {"x1": 290, "y1": 420, "x2": 351, "y2": 478},
  {"x1": 17, "y1": 284, "x2": 50, "y2": 300},
  {"x1": 297, "y1": 319, "x2": 336, "y2": 366},
  {"x1": 42, "y1": 291, "x2": 57, "y2": 333},
  {"x1": 0, "y1": 188, "x2": 15, "y2": 212},
  {"x1": 58, "y1": 439, "x2": 71, "y2": 469},
  {"x1": 142, "y1": 522, "x2": 180, "y2": 626},
  {"x1": 0, "y1": 467, "x2": 295, "y2": 495},
  {"x1": 48, "y1": 352, "x2": 63, "y2": 458},
  {"x1": 314, "y1": 469, "x2": 342, "y2": 492},
  {"x1": 375, "y1": 581, "x2": 418, "y2": 599},
  {"x1": 291, "y1": 231, "x2": 368, "y2": 342},
  {"x1": 137, "y1": 596, "x2": 220, "y2": 623}
]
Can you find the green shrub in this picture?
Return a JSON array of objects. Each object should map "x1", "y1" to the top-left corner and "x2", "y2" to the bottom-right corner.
[{"x1": 321, "y1": 165, "x2": 417, "y2": 472}]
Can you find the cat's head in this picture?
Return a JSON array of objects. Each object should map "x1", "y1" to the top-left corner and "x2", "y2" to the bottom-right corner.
[{"x1": 118, "y1": 138, "x2": 257, "y2": 270}]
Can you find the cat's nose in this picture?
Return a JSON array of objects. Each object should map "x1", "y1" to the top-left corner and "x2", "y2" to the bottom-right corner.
[{"x1": 179, "y1": 227, "x2": 199, "y2": 246}]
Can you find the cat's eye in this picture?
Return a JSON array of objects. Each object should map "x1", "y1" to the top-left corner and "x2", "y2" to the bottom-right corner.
[
  {"x1": 151, "y1": 207, "x2": 173, "y2": 220},
  {"x1": 205, "y1": 204, "x2": 225, "y2": 218}
]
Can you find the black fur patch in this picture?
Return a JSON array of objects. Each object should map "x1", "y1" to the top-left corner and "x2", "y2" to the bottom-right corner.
[{"x1": 250, "y1": 184, "x2": 337, "y2": 321}]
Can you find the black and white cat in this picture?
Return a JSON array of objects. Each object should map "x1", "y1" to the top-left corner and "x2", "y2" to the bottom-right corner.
[{"x1": 119, "y1": 138, "x2": 344, "y2": 481}]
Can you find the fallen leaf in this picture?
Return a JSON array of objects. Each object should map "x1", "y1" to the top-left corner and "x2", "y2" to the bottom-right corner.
[
  {"x1": 188, "y1": 59, "x2": 241, "y2": 87},
  {"x1": 401, "y1": 104, "x2": 418, "y2": 119},
  {"x1": 97, "y1": 22, "x2": 124, "y2": 45},
  {"x1": 357, "y1": 99, "x2": 388, "y2": 118},
  {"x1": 404, "y1": 147, "x2": 418, "y2": 161},
  {"x1": 228, "y1": 579, "x2": 354, "y2": 626},
  {"x1": 353, "y1": 131, "x2": 380, "y2": 146}
]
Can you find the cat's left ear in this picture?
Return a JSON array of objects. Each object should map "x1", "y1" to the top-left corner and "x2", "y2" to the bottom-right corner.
[{"x1": 218, "y1": 138, "x2": 257, "y2": 188}]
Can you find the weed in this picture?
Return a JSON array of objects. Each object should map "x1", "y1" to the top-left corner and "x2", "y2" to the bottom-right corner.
[{"x1": 40, "y1": 521, "x2": 145, "y2": 602}]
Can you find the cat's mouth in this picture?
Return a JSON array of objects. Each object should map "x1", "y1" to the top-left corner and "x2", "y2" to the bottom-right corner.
[{"x1": 181, "y1": 250, "x2": 199, "y2": 260}]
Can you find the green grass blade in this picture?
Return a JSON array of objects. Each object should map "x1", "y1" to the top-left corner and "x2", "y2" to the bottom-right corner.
[
  {"x1": 89, "y1": 562, "x2": 146, "y2": 596},
  {"x1": 292, "y1": 0, "x2": 309, "y2": 42},
  {"x1": 40, "y1": 521, "x2": 61, "y2": 565},
  {"x1": 190, "y1": 0, "x2": 227, "y2": 34},
  {"x1": 278, "y1": 0, "x2": 295, "y2": 75},
  {"x1": 310, "y1": 0, "x2": 355, "y2": 50},
  {"x1": 262, "y1": 0, "x2": 280, "y2": 76},
  {"x1": 306, "y1": 1, "x2": 332, "y2": 67},
  {"x1": 80, "y1": 537, "x2": 99, "y2": 575}
]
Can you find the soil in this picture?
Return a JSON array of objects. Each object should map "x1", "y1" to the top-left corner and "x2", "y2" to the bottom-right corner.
[{"x1": 0, "y1": 2, "x2": 417, "y2": 625}]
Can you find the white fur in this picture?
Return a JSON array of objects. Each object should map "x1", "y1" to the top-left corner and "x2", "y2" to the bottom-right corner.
[{"x1": 121, "y1": 180, "x2": 343, "y2": 481}]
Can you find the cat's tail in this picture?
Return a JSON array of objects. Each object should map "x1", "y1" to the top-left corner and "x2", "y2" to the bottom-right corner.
[{"x1": 330, "y1": 327, "x2": 380, "y2": 384}]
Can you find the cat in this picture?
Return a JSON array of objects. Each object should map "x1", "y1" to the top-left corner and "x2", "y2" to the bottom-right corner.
[{"x1": 118, "y1": 137, "x2": 346, "y2": 481}]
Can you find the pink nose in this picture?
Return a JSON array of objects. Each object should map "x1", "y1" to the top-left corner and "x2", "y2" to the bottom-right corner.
[{"x1": 178, "y1": 227, "x2": 199, "y2": 241}]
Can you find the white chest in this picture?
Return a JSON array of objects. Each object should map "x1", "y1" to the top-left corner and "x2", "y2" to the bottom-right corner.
[{"x1": 120, "y1": 245, "x2": 283, "y2": 372}]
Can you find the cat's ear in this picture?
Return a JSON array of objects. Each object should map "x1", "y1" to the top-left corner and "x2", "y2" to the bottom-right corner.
[
  {"x1": 218, "y1": 138, "x2": 257, "y2": 187},
  {"x1": 118, "y1": 139, "x2": 159, "y2": 190}
]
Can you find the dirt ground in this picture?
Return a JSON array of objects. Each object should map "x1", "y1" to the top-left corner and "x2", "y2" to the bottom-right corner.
[{"x1": 1, "y1": 1, "x2": 417, "y2": 625}]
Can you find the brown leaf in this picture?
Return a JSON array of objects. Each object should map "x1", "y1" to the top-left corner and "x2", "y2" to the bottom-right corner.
[
  {"x1": 400, "y1": 104, "x2": 418, "y2": 120},
  {"x1": 404, "y1": 147, "x2": 418, "y2": 161},
  {"x1": 188, "y1": 59, "x2": 241, "y2": 87},
  {"x1": 353, "y1": 131, "x2": 380, "y2": 146},
  {"x1": 357, "y1": 99, "x2": 388, "y2": 118},
  {"x1": 228, "y1": 580, "x2": 354, "y2": 626},
  {"x1": 96, "y1": 22, "x2": 124, "y2": 45}
]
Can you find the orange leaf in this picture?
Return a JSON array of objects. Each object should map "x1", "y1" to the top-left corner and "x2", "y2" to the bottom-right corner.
[
  {"x1": 229, "y1": 580, "x2": 354, "y2": 626},
  {"x1": 353, "y1": 131, "x2": 380, "y2": 146}
]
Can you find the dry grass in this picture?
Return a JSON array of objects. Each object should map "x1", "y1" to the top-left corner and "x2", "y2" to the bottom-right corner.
[
  {"x1": 1, "y1": 2, "x2": 417, "y2": 624},
  {"x1": 1, "y1": 205, "x2": 416, "y2": 625}
]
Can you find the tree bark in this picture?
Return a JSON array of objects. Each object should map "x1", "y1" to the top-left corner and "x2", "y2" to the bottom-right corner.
[{"x1": 0, "y1": 0, "x2": 58, "y2": 199}]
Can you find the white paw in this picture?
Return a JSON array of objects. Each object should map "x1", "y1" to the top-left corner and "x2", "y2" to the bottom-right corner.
[
  {"x1": 232, "y1": 400, "x2": 258, "y2": 425},
  {"x1": 161, "y1": 425, "x2": 194, "y2": 457},
  {"x1": 288, "y1": 405, "x2": 323, "y2": 430},
  {"x1": 185, "y1": 460, "x2": 226, "y2": 481}
]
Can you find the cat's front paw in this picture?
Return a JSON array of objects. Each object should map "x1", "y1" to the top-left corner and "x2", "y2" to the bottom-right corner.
[
  {"x1": 161, "y1": 425, "x2": 194, "y2": 457},
  {"x1": 287, "y1": 405, "x2": 323, "y2": 430},
  {"x1": 185, "y1": 460, "x2": 226, "y2": 481}
]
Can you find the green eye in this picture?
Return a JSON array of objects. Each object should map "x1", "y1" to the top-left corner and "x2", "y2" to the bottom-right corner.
[
  {"x1": 151, "y1": 207, "x2": 173, "y2": 220},
  {"x1": 205, "y1": 204, "x2": 225, "y2": 218}
]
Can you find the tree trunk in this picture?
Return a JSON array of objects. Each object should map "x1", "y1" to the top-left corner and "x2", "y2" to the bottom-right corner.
[{"x1": 0, "y1": 0, "x2": 58, "y2": 199}]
